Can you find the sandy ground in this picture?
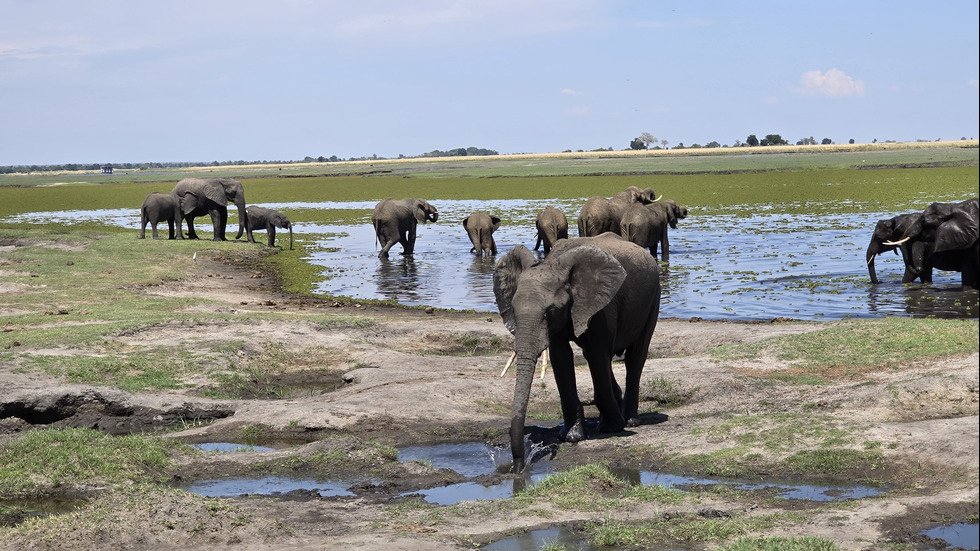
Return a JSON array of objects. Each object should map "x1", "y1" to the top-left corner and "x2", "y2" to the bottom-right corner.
[{"x1": 1, "y1": 252, "x2": 977, "y2": 550}]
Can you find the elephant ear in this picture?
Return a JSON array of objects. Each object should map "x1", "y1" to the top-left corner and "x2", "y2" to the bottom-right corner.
[
  {"x1": 411, "y1": 200, "x2": 429, "y2": 223},
  {"x1": 461, "y1": 215, "x2": 472, "y2": 229},
  {"x1": 493, "y1": 245, "x2": 538, "y2": 334},
  {"x1": 199, "y1": 180, "x2": 230, "y2": 205},
  {"x1": 936, "y1": 211, "x2": 979, "y2": 252},
  {"x1": 490, "y1": 215, "x2": 501, "y2": 231},
  {"x1": 555, "y1": 244, "x2": 627, "y2": 338}
]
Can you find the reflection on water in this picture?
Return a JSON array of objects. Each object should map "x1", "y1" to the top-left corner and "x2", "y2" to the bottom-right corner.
[{"x1": 5, "y1": 199, "x2": 976, "y2": 320}]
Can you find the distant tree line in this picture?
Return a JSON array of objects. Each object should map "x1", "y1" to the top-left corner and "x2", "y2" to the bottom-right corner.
[
  {"x1": 3, "y1": 146, "x2": 503, "y2": 174},
  {"x1": 628, "y1": 132, "x2": 846, "y2": 150}
]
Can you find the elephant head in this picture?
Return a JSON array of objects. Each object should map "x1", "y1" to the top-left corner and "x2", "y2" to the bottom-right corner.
[
  {"x1": 866, "y1": 213, "x2": 920, "y2": 284},
  {"x1": 411, "y1": 199, "x2": 439, "y2": 224},
  {"x1": 615, "y1": 186, "x2": 659, "y2": 205},
  {"x1": 494, "y1": 242, "x2": 634, "y2": 471}
]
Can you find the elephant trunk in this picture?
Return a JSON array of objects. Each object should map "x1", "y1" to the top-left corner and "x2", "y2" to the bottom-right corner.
[
  {"x1": 237, "y1": 199, "x2": 253, "y2": 243},
  {"x1": 866, "y1": 243, "x2": 880, "y2": 284},
  {"x1": 510, "y1": 355, "x2": 537, "y2": 473},
  {"x1": 288, "y1": 224, "x2": 293, "y2": 250}
]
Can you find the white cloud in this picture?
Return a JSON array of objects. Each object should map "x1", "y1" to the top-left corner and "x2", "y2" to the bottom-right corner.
[
  {"x1": 797, "y1": 68, "x2": 865, "y2": 98},
  {"x1": 561, "y1": 88, "x2": 584, "y2": 96}
]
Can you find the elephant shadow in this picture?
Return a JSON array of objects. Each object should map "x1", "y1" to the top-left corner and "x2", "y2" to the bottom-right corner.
[{"x1": 522, "y1": 411, "x2": 669, "y2": 449}]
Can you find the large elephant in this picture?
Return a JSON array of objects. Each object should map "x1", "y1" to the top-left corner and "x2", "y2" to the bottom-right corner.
[
  {"x1": 371, "y1": 198, "x2": 439, "y2": 258},
  {"x1": 462, "y1": 211, "x2": 501, "y2": 256},
  {"x1": 239, "y1": 206, "x2": 293, "y2": 249},
  {"x1": 577, "y1": 186, "x2": 658, "y2": 237},
  {"x1": 891, "y1": 198, "x2": 979, "y2": 289},
  {"x1": 866, "y1": 212, "x2": 933, "y2": 284},
  {"x1": 171, "y1": 178, "x2": 254, "y2": 243},
  {"x1": 139, "y1": 192, "x2": 178, "y2": 239},
  {"x1": 620, "y1": 199, "x2": 687, "y2": 261},
  {"x1": 493, "y1": 233, "x2": 662, "y2": 472},
  {"x1": 534, "y1": 206, "x2": 568, "y2": 254}
]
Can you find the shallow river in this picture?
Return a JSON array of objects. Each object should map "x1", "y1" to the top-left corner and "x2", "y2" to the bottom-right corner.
[{"x1": 8, "y1": 198, "x2": 977, "y2": 320}]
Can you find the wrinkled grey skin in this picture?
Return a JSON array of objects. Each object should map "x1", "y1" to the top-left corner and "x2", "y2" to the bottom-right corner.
[
  {"x1": 493, "y1": 233, "x2": 661, "y2": 472},
  {"x1": 239, "y1": 206, "x2": 293, "y2": 249},
  {"x1": 139, "y1": 192, "x2": 178, "y2": 239},
  {"x1": 534, "y1": 206, "x2": 568, "y2": 254},
  {"x1": 371, "y1": 198, "x2": 439, "y2": 258},
  {"x1": 898, "y1": 198, "x2": 979, "y2": 289},
  {"x1": 620, "y1": 199, "x2": 688, "y2": 261},
  {"x1": 577, "y1": 186, "x2": 658, "y2": 237},
  {"x1": 462, "y1": 211, "x2": 501, "y2": 256},
  {"x1": 171, "y1": 178, "x2": 253, "y2": 243},
  {"x1": 866, "y1": 212, "x2": 935, "y2": 284}
]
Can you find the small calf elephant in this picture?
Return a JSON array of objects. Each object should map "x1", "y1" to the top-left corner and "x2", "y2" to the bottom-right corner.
[
  {"x1": 238, "y1": 206, "x2": 293, "y2": 249},
  {"x1": 534, "y1": 206, "x2": 568, "y2": 254},
  {"x1": 139, "y1": 192, "x2": 178, "y2": 239},
  {"x1": 462, "y1": 211, "x2": 501, "y2": 256}
]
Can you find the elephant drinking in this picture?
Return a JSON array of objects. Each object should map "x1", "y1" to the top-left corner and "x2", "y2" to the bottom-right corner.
[
  {"x1": 493, "y1": 233, "x2": 662, "y2": 472},
  {"x1": 371, "y1": 198, "x2": 439, "y2": 258}
]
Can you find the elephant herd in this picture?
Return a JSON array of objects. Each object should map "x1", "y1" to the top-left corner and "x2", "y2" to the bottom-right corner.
[
  {"x1": 369, "y1": 185, "x2": 689, "y2": 264},
  {"x1": 866, "y1": 197, "x2": 978, "y2": 290},
  {"x1": 139, "y1": 178, "x2": 293, "y2": 249}
]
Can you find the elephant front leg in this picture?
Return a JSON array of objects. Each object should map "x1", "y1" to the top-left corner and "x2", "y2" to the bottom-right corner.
[{"x1": 550, "y1": 341, "x2": 586, "y2": 443}]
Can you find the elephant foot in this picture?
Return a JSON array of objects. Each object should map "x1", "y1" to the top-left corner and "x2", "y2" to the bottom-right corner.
[
  {"x1": 560, "y1": 420, "x2": 586, "y2": 443},
  {"x1": 597, "y1": 414, "x2": 626, "y2": 434},
  {"x1": 625, "y1": 416, "x2": 641, "y2": 428}
]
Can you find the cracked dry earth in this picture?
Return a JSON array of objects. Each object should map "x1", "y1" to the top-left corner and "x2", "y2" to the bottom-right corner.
[{"x1": 0, "y1": 253, "x2": 977, "y2": 550}]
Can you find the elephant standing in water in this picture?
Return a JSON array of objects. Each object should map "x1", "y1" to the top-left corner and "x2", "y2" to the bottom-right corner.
[
  {"x1": 534, "y1": 206, "x2": 568, "y2": 254},
  {"x1": 578, "y1": 186, "x2": 659, "y2": 237},
  {"x1": 371, "y1": 198, "x2": 439, "y2": 258},
  {"x1": 239, "y1": 206, "x2": 293, "y2": 249},
  {"x1": 620, "y1": 199, "x2": 687, "y2": 261},
  {"x1": 139, "y1": 192, "x2": 178, "y2": 239},
  {"x1": 890, "y1": 198, "x2": 979, "y2": 289},
  {"x1": 462, "y1": 211, "x2": 501, "y2": 256},
  {"x1": 866, "y1": 212, "x2": 936, "y2": 284},
  {"x1": 171, "y1": 178, "x2": 254, "y2": 243},
  {"x1": 493, "y1": 233, "x2": 662, "y2": 472}
]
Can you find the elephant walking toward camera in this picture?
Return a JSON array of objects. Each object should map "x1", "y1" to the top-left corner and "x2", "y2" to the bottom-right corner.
[
  {"x1": 493, "y1": 233, "x2": 662, "y2": 472},
  {"x1": 371, "y1": 198, "x2": 439, "y2": 258},
  {"x1": 462, "y1": 211, "x2": 501, "y2": 256},
  {"x1": 171, "y1": 178, "x2": 254, "y2": 243},
  {"x1": 578, "y1": 186, "x2": 659, "y2": 237},
  {"x1": 239, "y1": 206, "x2": 293, "y2": 249},
  {"x1": 139, "y1": 192, "x2": 178, "y2": 239},
  {"x1": 890, "y1": 198, "x2": 979, "y2": 289},
  {"x1": 534, "y1": 206, "x2": 568, "y2": 254}
]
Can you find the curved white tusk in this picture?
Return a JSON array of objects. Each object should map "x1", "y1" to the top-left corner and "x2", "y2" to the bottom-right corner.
[
  {"x1": 883, "y1": 237, "x2": 911, "y2": 246},
  {"x1": 500, "y1": 351, "x2": 517, "y2": 377},
  {"x1": 654, "y1": 194, "x2": 663, "y2": 202},
  {"x1": 866, "y1": 255, "x2": 876, "y2": 265}
]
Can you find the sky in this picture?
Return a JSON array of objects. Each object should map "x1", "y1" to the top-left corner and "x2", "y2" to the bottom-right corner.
[{"x1": 1, "y1": 1, "x2": 978, "y2": 166}]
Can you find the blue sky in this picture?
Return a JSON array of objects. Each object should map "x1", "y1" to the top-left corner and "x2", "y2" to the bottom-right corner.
[{"x1": 2, "y1": 1, "x2": 977, "y2": 166}]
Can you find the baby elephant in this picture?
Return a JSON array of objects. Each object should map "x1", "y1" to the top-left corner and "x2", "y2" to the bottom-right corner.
[
  {"x1": 462, "y1": 211, "x2": 501, "y2": 256},
  {"x1": 238, "y1": 206, "x2": 293, "y2": 249},
  {"x1": 139, "y1": 192, "x2": 178, "y2": 239}
]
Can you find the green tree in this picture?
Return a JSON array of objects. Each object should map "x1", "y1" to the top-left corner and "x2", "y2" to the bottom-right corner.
[{"x1": 746, "y1": 134, "x2": 759, "y2": 146}]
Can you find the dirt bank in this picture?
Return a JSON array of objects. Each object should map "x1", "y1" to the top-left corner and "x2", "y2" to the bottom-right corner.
[{"x1": 1, "y1": 252, "x2": 977, "y2": 550}]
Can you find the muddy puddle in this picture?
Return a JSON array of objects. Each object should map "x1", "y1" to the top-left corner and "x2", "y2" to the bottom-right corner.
[
  {"x1": 482, "y1": 526, "x2": 598, "y2": 551},
  {"x1": 921, "y1": 523, "x2": 980, "y2": 550},
  {"x1": 8, "y1": 198, "x2": 976, "y2": 320},
  {"x1": 180, "y1": 440, "x2": 884, "y2": 508}
]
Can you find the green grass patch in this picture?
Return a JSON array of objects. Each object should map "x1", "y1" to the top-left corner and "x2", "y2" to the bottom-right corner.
[
  {"x1": 689, "y1": 413, "x2": 856, "y2": 451},
  {"x1": 584, "y1": 512, "x2": 801, "y2": 548},
  {"x1": 0, "y1": 428, "x2": 187, "y2": 498},
  {"x1": 710, "y1": 318, "x2": 979, "y2": 380},
  {"x1": 784, "y1": 449, "x2": 886, "y2": 476},
  {"x1": 719, "y1": 536, "x2": 842, "y2": 551}
]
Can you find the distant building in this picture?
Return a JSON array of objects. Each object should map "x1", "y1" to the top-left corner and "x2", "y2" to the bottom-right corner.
[{"x1": 101, "y1": 165, "x2": 113, "y2": 174}]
